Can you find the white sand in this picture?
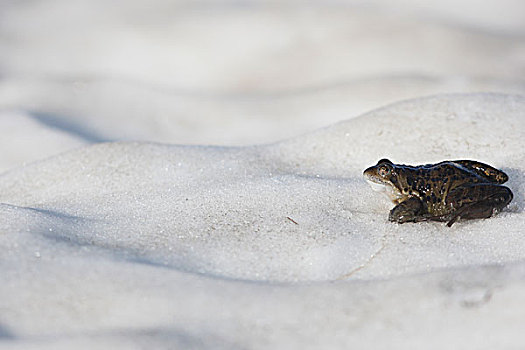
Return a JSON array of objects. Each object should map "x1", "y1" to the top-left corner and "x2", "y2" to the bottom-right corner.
[
  {"x1": 1, "y1": 1, "x2": 525, "y2": 348},
  {"x1": 1, "y1": 93, "x2": 524, "y2": 349}
]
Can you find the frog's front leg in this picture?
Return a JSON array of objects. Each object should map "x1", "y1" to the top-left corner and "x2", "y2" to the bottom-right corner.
[
  {"x1": 389, "y1": 197, "x2": 425, "y2": 223},
  {"x1": 445, "y1": 183, "x2": 513, "y2": 227}
]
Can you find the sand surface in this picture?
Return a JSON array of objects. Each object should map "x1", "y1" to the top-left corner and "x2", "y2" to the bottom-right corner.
[
  {"x1": 1, "y1": 93, "x2": 524, "y2": 349},
  {"x1": 1, "y1": 1, "x2": 524, "y2": 349}
]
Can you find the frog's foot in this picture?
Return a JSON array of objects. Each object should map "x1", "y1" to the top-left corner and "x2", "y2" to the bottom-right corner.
[
  {"x1": 389, "y1": 197, "x2": 424, "y2": 224},
  {"x1": 445, "y1": 184, "x2": 513, "y2": 227}
]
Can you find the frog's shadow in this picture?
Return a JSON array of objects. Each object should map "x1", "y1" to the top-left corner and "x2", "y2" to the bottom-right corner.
[{"x1": 501, "y1": 167, "x2": 524, "y2": 213}]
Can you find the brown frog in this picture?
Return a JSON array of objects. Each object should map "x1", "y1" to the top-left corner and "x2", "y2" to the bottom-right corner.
[{"x1": 363, "y1": 159, "x2": 513, "y2": 226}]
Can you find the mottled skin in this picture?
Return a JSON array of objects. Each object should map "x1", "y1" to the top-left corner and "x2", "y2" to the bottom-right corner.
[{"x1": 363, "y1": 159, "x2": 513, "y2": 227}]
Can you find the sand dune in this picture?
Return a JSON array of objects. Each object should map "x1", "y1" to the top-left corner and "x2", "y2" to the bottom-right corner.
[{"x1": 1, "y1": 94, "x2": 524, "y2": 348}]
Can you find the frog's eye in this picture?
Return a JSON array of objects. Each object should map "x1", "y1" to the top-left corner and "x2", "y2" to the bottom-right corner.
[{"x1": 378, "y1": 165, "x2": 391, "y2": 177}]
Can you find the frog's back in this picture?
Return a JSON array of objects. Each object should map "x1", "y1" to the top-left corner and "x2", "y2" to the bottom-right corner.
[
  {"x1": 402, "y1": 160, "x2": 507, "y2": 187},
  {"x1": 449, "y1": 160, "x2": 508, "y2": 184}
]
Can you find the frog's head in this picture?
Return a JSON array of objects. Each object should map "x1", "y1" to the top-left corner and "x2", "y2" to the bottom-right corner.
[{"x1": 363, "y1": 159, "x2": 404, "y2": 203}]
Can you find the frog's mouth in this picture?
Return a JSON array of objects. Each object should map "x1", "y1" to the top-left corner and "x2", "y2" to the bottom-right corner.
[
  {"x1": 365, "y1": 179, "x2": 387, "y2": 192},
  {"x1": 363, "y1": 171, "x2": 388, "y2": 191},
  {"x1": 363, "y1": 173, "x2": 404, "y2": 203}
]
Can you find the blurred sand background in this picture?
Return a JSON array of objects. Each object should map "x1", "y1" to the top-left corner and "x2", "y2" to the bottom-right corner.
[{"x1": 0, "y1": 0, "x2": 524, "y2": 172}]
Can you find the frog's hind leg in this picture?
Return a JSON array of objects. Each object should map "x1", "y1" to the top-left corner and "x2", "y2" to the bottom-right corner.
[
  {"x1": 452, "y1": 160, "x2": 508, "y2": 184},
  {"x1": 445, "y1": 183, "x2": 513, "y2": 227}
]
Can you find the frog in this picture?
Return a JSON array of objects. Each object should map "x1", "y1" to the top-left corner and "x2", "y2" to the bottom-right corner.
[{"x1": 363, "y1": 159, "x2": 513, "y2": 227}]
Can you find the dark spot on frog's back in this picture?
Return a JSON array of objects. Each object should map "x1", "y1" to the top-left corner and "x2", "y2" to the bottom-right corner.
[{"x1": 497, "y1": 173, "x2": 508, "y2": 183}]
